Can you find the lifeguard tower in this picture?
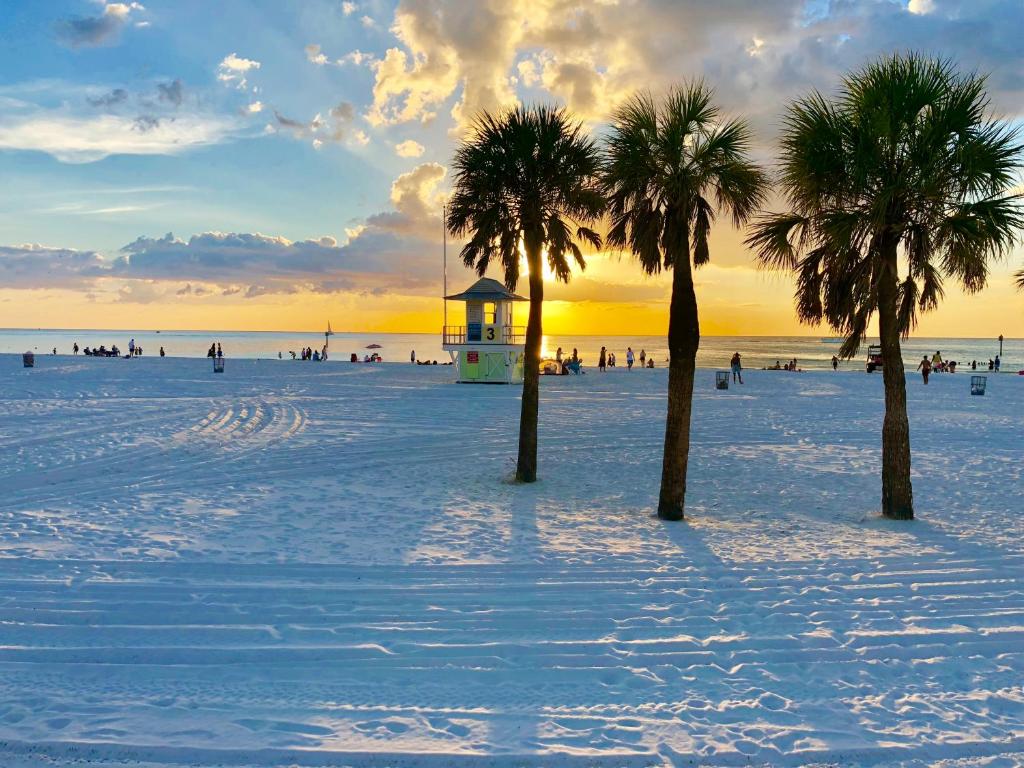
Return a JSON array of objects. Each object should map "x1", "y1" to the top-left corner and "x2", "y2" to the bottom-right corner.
[{"x1": 442, "y1": 278, "x2": 526, "y2": 383}]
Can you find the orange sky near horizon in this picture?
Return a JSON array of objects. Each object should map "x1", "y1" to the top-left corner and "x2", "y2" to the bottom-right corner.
[{"x1": 3, "y1": 260, "x2": 1021, "y2": 338}]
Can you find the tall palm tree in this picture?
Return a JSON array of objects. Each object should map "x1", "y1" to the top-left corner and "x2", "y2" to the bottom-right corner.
[
  {"x1": 447, "y1": 105, "x2": 604, "y2": 483},
  {"x1": 603, "y1": 84, "x2": 768, "y2": 520},
  {"x1": 748, "y1": 54, "x2": 1023, "y2": 520}
]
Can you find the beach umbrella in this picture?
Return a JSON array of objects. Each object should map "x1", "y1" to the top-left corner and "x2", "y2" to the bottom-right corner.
[{"x1": 366, "y1": 343, "x2": 382, "y2": 349}]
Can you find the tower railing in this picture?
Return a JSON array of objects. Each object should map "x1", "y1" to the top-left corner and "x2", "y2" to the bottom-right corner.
[{"x1": 442, "y1": 325, "x2": 526, "y2": 345}]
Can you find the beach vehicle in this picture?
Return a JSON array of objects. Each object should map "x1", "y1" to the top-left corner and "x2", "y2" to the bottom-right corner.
[{"x1": 866, "y1": 345, "x2": 883, "y2": 373}]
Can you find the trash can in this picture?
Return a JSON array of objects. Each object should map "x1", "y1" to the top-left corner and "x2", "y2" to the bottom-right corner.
[
  {"x1": 970, "y1": 375, "x2": 986, "y2": 396},
  {"x1": 716, "y1": 371, "x2": 729, "y2": 390},
  {"x1": 213, "y1": 357, "x2": 225, "y2": 373},
  {"x1": 22, "y1": 351, "x2": 34, "y2": 368}
]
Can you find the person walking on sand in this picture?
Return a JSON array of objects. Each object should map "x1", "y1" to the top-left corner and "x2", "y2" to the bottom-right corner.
[
  {"x1": 995, "y1": 355, "x2": 1001, "y2": 372},
  {"x1": 730, "y1": 352, "x2": 743, "y2": 384},
  {"x1": 932, "y1": 350, "x2": 943, "y2": 367},
  {"x1": 217, "y1": 343, "x2": 223, "y2": 359},
  {"x1": 73, "y1": 343, "x2": 79, "y2": 355},
  {"x1": 128, "y1": 338, "x2": 135, "y2": 357},
  {"x1": 639, "y1": 349, "x2": 646, "y2": 368},
  {"x1": 626, "y1": 347, "x2": 635, "y2": 370},
  {"x1": 917, "y1": 355, "x2": 931, "y2": 385},
  {"x1": 598, "y1": 346, "x2": 607, "y2": 372},
  {"x1": 831, "y1": 355, "x2": 839, "y2": 371}
]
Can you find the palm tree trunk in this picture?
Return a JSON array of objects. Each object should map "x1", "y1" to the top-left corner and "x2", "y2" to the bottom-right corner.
[
  {"x1": 658, "y1": 234, "x2": 699, "y2": 520},
  {"x1": 877, "y1": 246, "x2": 914, "y2": 520},
  {"x1": 516, "y1": 243, "x2": 544, "y2": 483}
]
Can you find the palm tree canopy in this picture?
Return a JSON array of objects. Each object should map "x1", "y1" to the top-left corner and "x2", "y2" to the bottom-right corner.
[
  {"x1": 748, "y1": 54, "x2": 1024, "y2": 356},
  {"x1": 602, "y1": 82, "x2": 768, "y2": 273},
  {"x1": 446, "y1": 105, "x2": 604, "y2": 288}
]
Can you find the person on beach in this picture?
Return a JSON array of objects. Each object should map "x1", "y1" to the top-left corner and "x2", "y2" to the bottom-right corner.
[
  {"x1": 598, "y1": 346, "x2": 607, "y2": 372},
  {"x1": 207, "y1": 343, "x2": 216, "y2": 358},
  {"x1": 639, "y1": 349, "x2": 646, "y2": 367},
  {"x1": 160, "y1": 347, "x2": 165, "y2": 357},
  {"x1": 626, "y1": 347, "x2": 635, "y2": 370},
  {"x1": 932, "y1": 350, "x2": 943, "y2": 367},
  {"x1": 918, "y1": 355, "x2": 931, "y2": 384},
  {"x1": 730, "y1": 352, "x2": 743, "y2": 384},
  {"x1": 647, "y1": 358, "x2": 654, "y2": 368},
  {"x1": 610, "y1": 351, "x2": 616, "y2": 368},
  {"x1": 411, "y1": 350, "x2": 415, "y2": 363},
  {"x1": 571, "y1": 348, "x2": 579, "y2": 364},
  {"x1": 831, "y1": 355, "x2": 839, "y2": 371},
  {"x1": 995, "y1": 355, "x2": 1001, "y2": 372},
  {"x1": 129, "y1": 338, "x2": 135, "y2": 357},
  {"x1": 73, "y1": 343, "x2": 79, "y2": 355},
  {"x1": 217, "y1": 343, "x2": 223, "y2": 358}
]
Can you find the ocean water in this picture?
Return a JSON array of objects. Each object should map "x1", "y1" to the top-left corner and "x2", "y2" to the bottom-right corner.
[{"x1": 0, "y1": 328, "x2": 1018, "y2": 372}]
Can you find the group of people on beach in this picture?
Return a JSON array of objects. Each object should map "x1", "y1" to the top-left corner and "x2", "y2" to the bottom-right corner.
[
  {"x1": 765, "y1": 358, "x2": 802, "y2": 372},
  {"x1": 917, "y1": 351, "x2": 1001, "y2": 383},
  {"x1": 289, "y1": 346, "x2": 326, "y2": 361},
  {"x1": 71, "y1": 338, "x2": 165, "y2": 358},
  {"x1": 596, "y1": 346, "x2": 654, "y2": 372},
  {"x1": 206, "y1": 343, "x2": 224, "y2": 359}
]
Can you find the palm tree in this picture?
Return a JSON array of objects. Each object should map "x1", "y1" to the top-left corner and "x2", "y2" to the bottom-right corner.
[
  {"x1": 447, "y1": 105, "x2": 604, "y2": 483},
  {"x1": 748, "y1": 54, "x2": 1023, "y2": 520},
  {"x1": 602, "y1": 84, "x2": 768, "y2": 520}
]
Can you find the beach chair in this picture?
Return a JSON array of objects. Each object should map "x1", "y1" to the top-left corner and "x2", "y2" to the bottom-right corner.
[
  {"x1": 565, "y1": 359, "x2": 582, "y2": 375},
  {"x1": 716, "y1": 371, "x2": 729, "y2": 390},
  {"x1": 970, "y1": 375, "x2": 986, "y2": 396},
  {"x1": 213, "y1": 357, "x2": 225, "y2": 373}
]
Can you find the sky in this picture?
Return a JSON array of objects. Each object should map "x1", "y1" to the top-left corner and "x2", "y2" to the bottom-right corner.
[{"x1": 0, "y1": 0, "x2": 1022, "y2": 337}]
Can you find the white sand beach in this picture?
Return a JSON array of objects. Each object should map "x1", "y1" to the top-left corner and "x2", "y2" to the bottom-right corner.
[{"x1": 1, "y1": 356, "x2": 1022, "y2": 767}]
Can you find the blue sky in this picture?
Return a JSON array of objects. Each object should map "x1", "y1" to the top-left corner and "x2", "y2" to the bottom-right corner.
[{"x1": 1, "y1": 0, "x2": 1022, "y2": 334}]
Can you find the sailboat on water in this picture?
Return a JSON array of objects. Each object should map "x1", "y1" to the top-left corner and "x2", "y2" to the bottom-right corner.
[{"x1": 323, "y1": 321, "x2": 334, "y2": 359}]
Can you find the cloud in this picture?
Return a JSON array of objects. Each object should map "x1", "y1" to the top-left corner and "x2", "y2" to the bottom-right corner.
[
  {"x1": 394, "y1": 139, "x2": 424, "y2": 157},
  {"x1": 362, "y1": 0, "x2": 1024, "y2": 135},
  {"x1": 246, "y1": 101, "x2": 264, "y2": 114},
  {"x1": 342, "y1": 2, "x2": 358, "y2": 16},
  {"x1": 365, "y1": 162, "x2": 445, "y2": 236},
  {"x1": 0, "y1": 110, "x2": 238, "y2": 163},
  {"x1": 56, "y1": 2, "x2": 145, "y2": 48},
  {"x1": 87, "y1": 88, "x2": 128, "y2": 108},
  {"x1": 0, "y1": 158, "x2": 454, "y2": 299},
  {"x1": 0, "y1": 243, "x2": 106, "y2": 289},
  {"x1": 305, "y1": 44, "x2": 329, "y2": 66},
  {"x1": 157, "y1": 79, "x2": 184, "y2": 107},
  {"x1": 304, "y1": 43, "x2": 376, "y2": 68},
  {"x1": 269, "y1": 101, "x2": 359, "y2": 146},
  {"x1": 217, "y1": 53, "x2": 261, "y2": 90}
]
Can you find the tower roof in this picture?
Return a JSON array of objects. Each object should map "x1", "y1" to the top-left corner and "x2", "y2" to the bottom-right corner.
[{"x1": 444, "y1": 277, "x2": 526, "y2": 302}]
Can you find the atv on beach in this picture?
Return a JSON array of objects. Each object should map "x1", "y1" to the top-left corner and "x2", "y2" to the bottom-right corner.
[{"x1": 866, "y1": 345, "x2": 883, "y2": 373}]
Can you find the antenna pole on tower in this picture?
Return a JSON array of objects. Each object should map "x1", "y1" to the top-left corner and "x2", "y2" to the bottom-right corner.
[{"x1": 443, "y1": 202, "x2": 448, "y2": 331}]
